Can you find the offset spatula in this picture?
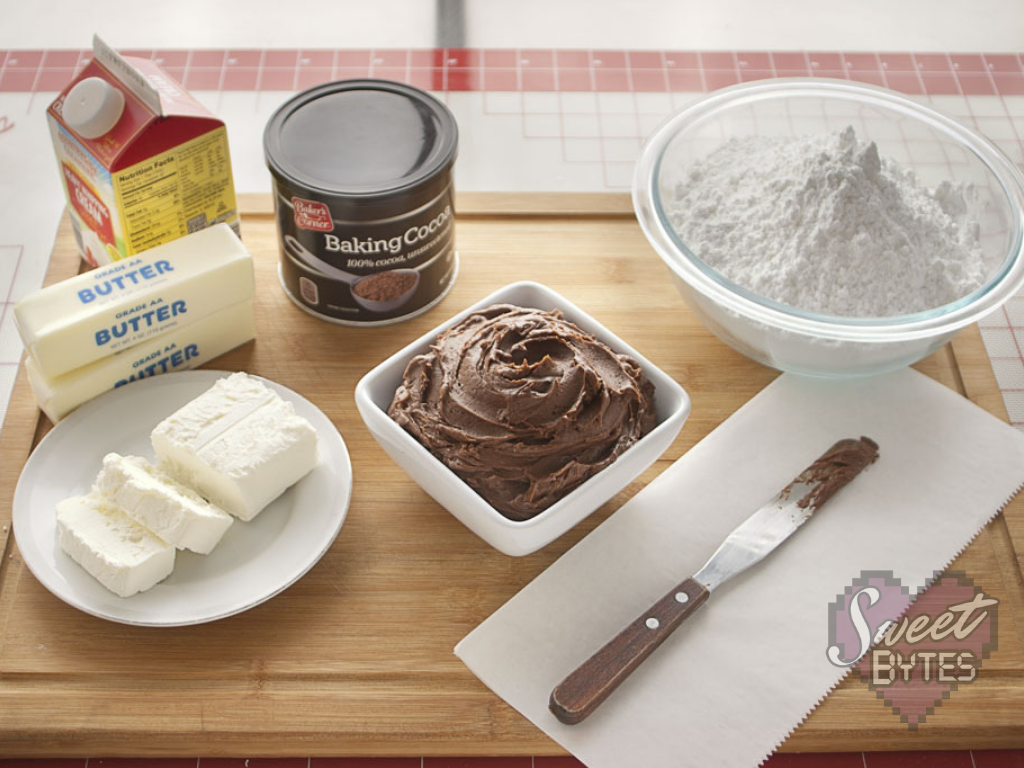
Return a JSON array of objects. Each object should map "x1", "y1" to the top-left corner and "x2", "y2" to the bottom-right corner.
[{"x1": 549, "y1": 436, "x2": 879, "y2": 725}]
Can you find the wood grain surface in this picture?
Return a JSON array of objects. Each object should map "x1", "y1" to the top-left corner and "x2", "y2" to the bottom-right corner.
[{"x1": 0, "y1": 194, "x2": 1022, "y2": 756}]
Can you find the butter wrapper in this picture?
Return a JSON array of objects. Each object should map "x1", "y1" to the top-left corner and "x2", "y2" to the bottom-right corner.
[
  {"x1": 27, "y1": 299, "x2": 256, "y2": 422},
  {"x1": 14, "y1": 223, "x2": 253, "y2": 380}
]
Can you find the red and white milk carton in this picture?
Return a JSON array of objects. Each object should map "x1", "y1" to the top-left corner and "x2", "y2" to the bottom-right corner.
[{"x1": 47, "y1": 36, "x2": 240, "y2": 267}]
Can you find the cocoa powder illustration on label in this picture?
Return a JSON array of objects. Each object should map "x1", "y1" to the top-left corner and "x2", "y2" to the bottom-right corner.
[{"x1": 353, "y1": 271, "x2": 418, "y2": 303}]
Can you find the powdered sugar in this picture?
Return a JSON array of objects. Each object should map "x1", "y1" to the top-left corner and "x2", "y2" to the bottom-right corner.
[{"x1": 667, "y1": 126, "x2": 989, "y2": 317}]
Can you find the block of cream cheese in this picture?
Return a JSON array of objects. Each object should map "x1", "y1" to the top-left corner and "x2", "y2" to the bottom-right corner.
[
  {"x1": 26, "y1": 298, "x2": 255, "y2": 422},
  {"x1": 152, "y1": 372, "x2": 319, "y2": 521},
  {"x1": 14, "y1": 223, "x2": 254, "y2": 379},
  {"x1": 95, "y1": 453, "x2": 233, "y2": 554},
  {"x1": 56, "y1": 492, "x2": 175, "y2": 597}
]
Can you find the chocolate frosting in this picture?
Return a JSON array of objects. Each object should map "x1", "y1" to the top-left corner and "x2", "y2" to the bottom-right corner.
[
  {"x1": 792, "y1": 436, "x2": 879, "y2": 510},
  {"x1": 388, "y1": 304, "x2": 658, "y2": 520}
]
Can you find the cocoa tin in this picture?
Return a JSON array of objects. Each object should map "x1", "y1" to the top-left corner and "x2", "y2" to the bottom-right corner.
[{"x1": 264, "y1": 80, "x2": 458, "y2": 325}]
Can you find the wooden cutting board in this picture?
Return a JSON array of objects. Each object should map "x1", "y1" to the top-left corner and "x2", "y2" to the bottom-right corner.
[{"x1": 0, "y1": 193, "x2": 1022, "y2": 756}]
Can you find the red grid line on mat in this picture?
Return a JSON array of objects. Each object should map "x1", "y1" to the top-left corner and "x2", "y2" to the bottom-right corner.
[{"x1": 2, "y1": 48, "x2": 1024, "y2": 95}]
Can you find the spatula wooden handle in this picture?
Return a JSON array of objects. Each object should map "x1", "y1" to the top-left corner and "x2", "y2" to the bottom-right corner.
[{"x1": 549, "y1": 577, "x2": 710, "y2": 725}]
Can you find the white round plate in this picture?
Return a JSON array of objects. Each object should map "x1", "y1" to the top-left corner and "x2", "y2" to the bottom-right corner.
[{"x1": 13, "y1": 370, "x2": 352, "y2": 626}]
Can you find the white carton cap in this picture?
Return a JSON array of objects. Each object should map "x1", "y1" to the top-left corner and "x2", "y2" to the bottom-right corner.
[{"x1": 63, "y1": 77, "x2": 125, "y2": 139}]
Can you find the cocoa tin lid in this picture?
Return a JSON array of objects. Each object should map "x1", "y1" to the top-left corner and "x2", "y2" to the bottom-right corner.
[{"x1": 264, "y1": 79, "x2": 458, "y2": 217}]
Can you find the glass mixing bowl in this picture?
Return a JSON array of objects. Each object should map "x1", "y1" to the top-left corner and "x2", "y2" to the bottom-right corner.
[{"x1": 633, "y1": 79, "x2": 1024, "y2": 377}]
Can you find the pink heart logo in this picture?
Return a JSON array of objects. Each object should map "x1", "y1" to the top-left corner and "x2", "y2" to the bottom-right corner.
[{"x1": 828, "y1": 571, "x2": 998, "y2": 730}]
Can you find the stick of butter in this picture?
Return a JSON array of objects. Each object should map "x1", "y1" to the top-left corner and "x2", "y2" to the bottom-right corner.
[
  {"x1": 27, "y1": 299, "x2": 256, "y2": 422},
  {"x1": 14, "y1": 223, "x2": 254, "y2": 380}
]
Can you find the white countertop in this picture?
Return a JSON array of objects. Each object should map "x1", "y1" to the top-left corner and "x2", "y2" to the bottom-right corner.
[{"x1": 2, "y1": 0, "x2": 1021, "y2": 51}]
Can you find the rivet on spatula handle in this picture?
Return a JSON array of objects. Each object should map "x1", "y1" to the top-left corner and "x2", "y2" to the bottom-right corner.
[{"x1": 549, "y1": 577, "x2": 710, "y2": 725}]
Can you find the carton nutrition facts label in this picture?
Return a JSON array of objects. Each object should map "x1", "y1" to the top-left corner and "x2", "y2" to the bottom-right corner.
[{"x1": 113, "y1": 127, "x2": 239, "y2": 254}]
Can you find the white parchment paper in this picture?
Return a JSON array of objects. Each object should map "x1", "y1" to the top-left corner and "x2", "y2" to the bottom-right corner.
[{"x1": 455, "y1": 369, "x2": 1024, "y2": 768}]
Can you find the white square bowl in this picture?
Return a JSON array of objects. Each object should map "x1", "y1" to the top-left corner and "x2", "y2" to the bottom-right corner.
[{"x1": 354, "y1": 281, "x2": 691, "y2": 556}]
